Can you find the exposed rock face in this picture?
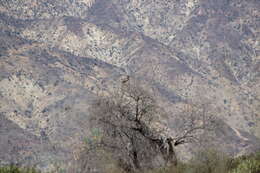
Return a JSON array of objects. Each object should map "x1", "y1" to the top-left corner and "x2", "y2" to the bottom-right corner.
[{"x1": 0, "y1": 0, "x2": 259, "y2": 171}]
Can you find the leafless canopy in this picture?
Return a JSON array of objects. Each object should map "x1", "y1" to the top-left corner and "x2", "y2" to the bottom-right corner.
[
  {"x1": 172, "y1": 103, "x2": 217, "y2": 146},
  {"x1": 78, "y1": 77, "x2": 216, "y2": 172}
]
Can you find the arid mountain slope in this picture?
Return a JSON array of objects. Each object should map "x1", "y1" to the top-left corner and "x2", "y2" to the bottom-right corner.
[{"x1": 0, "y1": 0, "x2": 259, "y2": 171}]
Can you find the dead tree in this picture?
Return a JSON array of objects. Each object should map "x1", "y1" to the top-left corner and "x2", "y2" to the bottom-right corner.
[
  {"x1": 172, "y1": 103, "x2": 217, "y2": 147},
  {"x1": 78, "y1": 77, "x2": 216, "y2": 172}
]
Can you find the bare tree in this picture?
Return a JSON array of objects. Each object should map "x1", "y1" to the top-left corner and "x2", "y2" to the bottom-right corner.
[
  {"x1": 172, "y1": 103, "x2": 217, "y2": 146},
  {"x1": 78, "y1": 77, "x2": 216, "y2": 173}
]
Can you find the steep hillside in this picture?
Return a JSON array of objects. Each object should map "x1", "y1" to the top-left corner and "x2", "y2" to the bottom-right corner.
[{"x1": 0, "y1": 0, "x2": 259, "y2": 171}]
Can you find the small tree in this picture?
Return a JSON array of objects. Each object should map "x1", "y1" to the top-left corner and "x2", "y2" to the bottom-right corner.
[{"x1": 79, "y1": 77, "x2": 216, "y2": 172}]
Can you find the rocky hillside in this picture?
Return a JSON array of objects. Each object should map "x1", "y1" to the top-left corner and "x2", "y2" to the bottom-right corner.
[{"x1": 0, "y1": 0, "x2": 259, "y2": 171}]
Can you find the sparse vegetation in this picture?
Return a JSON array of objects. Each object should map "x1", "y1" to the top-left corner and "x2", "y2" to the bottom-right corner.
[
  {"x1": 94, "y1": 149, "x2": 260, "y2": 173},
  {"x1": 2, "y1": 150, "x2": 259, "y2": 172},
  {"x1": 229, "y1": 151, "x2": 260, "y2": 173},
  {"x1": 0, "y1": 165, "x2": 40, "y2": 173},
  {"x1": 148, "y1": 150, "x2": 260, "y2": 173}
]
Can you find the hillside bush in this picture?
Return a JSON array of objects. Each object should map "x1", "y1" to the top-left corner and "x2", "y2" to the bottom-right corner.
[{"x1": 229, "y1": 151, "x2": 260, "y2": 173}]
